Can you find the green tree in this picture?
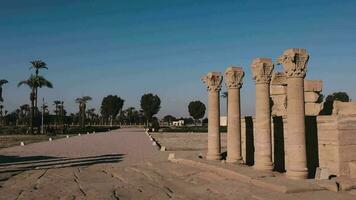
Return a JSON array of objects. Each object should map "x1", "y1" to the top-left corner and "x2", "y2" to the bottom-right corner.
[
  {"x1": 86, "y1": 108, "x2": 96, "y2": 125},
  {"x1": 140, "y1": 93, "x2": 161, "y2": 126},
  {"x1": 100, "y1": 95, "x2": 124, "y2": 126},
  {"x1": 122, "y1": 107, "x2": 140, "y2": 125},
  {"x1": 53, "y1": 100, "x2": 61, "y2": 125},
  {"x1": 188, "y1": 101, "x2": 206, "y2": 125},
  {"x1": 321, "y1": 92, "x2": 350, "y2": 115},
  {"x1": 163, "y1": 115, "x2": 176, "y2": 124},
  {"x1": 30, "y1": 60, "x2": 48, "y2": 108},
  {"x1": 19, "y1": 104, "x2": 30, "y2": 125},
  {"x1": 18, "y1": 75, "x2": 53, "y2": 134},
  {"x1": 0, "y1": 79, "x2": 8, "y2": 102},
  {"x1": 75, "y1": 96, "x2": 92, "y2": 128}
]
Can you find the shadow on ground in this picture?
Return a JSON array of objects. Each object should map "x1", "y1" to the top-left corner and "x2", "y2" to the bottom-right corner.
[{"x1": 0, "y1": 154, "x2": 124, "y2": 182}]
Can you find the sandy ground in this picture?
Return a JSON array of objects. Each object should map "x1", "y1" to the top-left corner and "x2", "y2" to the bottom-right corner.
[
  {"x1": 0, "y1": 135, "x2": 76, "y2": 149},
  {"x1": 151, "y1": 132, "x2": 227, "y2": 151},
  {"x1": 0, "y1": 129, "x2": 354, "y2": 200}
]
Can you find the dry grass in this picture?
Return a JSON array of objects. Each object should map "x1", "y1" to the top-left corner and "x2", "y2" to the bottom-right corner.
[{"x1": 0, "y1": 135, "x2": 73, "y2": 149}]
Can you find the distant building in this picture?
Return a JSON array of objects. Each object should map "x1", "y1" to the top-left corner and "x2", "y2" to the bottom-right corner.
[
  {"x1": 172, "y1": 120, "x2": 184, "y2": 127},
  {"x1": 220, "y1": 116, "x2": 227, "y2": 126}
]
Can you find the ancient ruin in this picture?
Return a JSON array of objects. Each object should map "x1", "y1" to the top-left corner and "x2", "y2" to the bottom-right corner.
[
  {"x1": 202, "y1": 72, "x2": 223, "y2": 160},
  {"x1": 202, "y1": 48, "x2": 356, "y2": 180},
  {"x1": 251, "y1": 58, "x2": 274, "y2": 171},
  {"x1": 224, "y1": 67, "x2": 244, "y2": 163}
]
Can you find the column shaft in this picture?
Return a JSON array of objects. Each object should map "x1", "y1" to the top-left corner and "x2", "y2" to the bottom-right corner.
[
  {"x1": 207, "y1": 91, "x2": 221, "y2": 160},
  {"x1": 254, "y1": 83, "x2": 273, "y2": 170},
  {"x1": 226, "y1": 88, "x2": 242, "y2": 163},
  {"x1": 286, "y1": 77, "x2": 308, "y2": 179}
]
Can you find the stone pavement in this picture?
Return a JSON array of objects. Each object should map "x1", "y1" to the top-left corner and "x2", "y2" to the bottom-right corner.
[{"x1": 0, "y1": 128, "x2": 354, "y2": 200}]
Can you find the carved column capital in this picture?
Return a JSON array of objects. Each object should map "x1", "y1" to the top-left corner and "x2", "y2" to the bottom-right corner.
[
  {"x1": 277, "y1": 48, "x2": 309, "y2": 78},
  {"x1": 202, "y1": 72, "x2": 223, "y2": 92},
  {"x1": 251, "y1": 58, "x2": 274, "y2": 84},
  {"x1": 224, "y1": 66, "x2": 244, "y2": 89}
]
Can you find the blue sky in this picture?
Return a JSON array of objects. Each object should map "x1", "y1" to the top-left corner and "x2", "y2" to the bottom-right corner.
[{"x1": 1, "y1": 0, "x2": 356, "y2": 118}]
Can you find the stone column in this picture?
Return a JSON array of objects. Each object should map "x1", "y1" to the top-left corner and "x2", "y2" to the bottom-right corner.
[
  {"x1": 224, "y1": 67, "x2": 244, "y2": 163},
  {"x1": 278, "y1": 48, "x2": 309, "y2": 179},
  {"x1": 202, "y1": 72, "x2": 223, "y2": 160},
  {"x1": 251, "y1": 58, "x2": 274, "y2": 170}
]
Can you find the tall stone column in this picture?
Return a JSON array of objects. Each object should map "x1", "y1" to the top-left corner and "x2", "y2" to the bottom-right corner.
[
  {"x1": 278, "y1": 48, "x2": 309, "y2": 179},
  {"x1": 251, "y1": 58, "x2": 274, "y2": 170},
  {"x1": 224, "y1": 67, "x2": 244, "y2": 163},
  {"x1": 202, "y1": 72, "x2": 223, "y2": 160}
]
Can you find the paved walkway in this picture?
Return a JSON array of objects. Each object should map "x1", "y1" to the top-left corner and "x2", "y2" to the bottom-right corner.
[
  {"x1": 0, "y1": 128, "x2": 354, "y2": 200},
  {"x1": 0, "y1": 128, "x2": 162, "y2": 164}
]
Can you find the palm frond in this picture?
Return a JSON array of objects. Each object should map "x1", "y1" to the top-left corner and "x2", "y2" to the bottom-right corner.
[
  {"x1": 82, "y1": 96, "x2": 92, "y2": 102},
  {"x1": 0, "y1": 79, "x2": 8, "y2": 86},
  {"x1": 30, "y1": 60, "x2": 47, "y2": 70},
  {"x1": 17, "y1": 80, "x2": 31, "y2": 88}
]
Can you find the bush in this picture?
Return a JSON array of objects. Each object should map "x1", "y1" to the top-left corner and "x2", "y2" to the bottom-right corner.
[
  {"x1": 151, "y1": 118, "x2": 160, "y2": 132},
  {"x1": 161, "y1": 126, "x2": 227, "y2": 133},
  {"x1": 64, "y1": 126, "x2": 121, "y2": 135},
  {"x1": 0, "y1": 125, "x2": 120, "y2": 135},
  {"x1": 0, "y1": 126, "x2": 29, "y2": 135}
]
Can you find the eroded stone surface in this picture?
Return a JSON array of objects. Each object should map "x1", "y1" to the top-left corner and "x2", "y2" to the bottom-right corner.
[
  {"x1": 333, "y1": 101, "x2": 356, "y2": 115},
  {"x1": 202, "y1": 72, "x2": 223, "y2": 160},
  {"x1": 251, "y1": 58, "x2": 274, "y2": 170},
  {"x1": 224, "y1": 67, "x2": 244, "y2": 163}
]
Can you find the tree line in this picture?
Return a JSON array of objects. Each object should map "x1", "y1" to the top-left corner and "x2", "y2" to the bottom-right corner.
[{"x1": 0, "y1": 59, "x2": 351, "y2": 134}]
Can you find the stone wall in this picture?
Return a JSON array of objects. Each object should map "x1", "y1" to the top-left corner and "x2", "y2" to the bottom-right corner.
[
  {"x1": 270, "y1": 72, "x2": 323, "y2": 117},
  {"x1": 241, "y1": 115, "x2": 356, "y2": 178},
  {"x1": 317, "y1": 115, "x2": 356, "y2": 178}
]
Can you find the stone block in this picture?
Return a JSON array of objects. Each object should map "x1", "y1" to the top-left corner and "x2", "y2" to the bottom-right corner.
[
  {"x1": 335, "y1": 177, "x2": 356, "y2": 191},
  {"x1": 338, "y1": 130, "x2": 356, "y2": 145},
  {"x1": 304, "y1": 80, "x2": 323, "y2": 92},
  {"x1": 318, "y1": 145, "x2": 339, "y2": 162},
  {"x1": 316, "y1": 180, "x2": 339, "y2": 192},
  {"x1": 271, "y1": 95, "x2": 287, "y2": 116},
  {"x1": 349, "y1": 162, "x2": 356, "y2": 178},
  {"x1": 305, "y1": 103, "x2": 323, "y2": 116},
  {"x1": 333, "y1": 101, "x2": 356, "y2": 115},
  {"x1": 304, "y1": 92, "x2": 321, "y2": 103},
  {"x1": 317, "y1": 130, "x2": 339, "y2": 143},
  {"x1": 339, "y1": 145, "x2": 356, "y2": 162},
  {"x1": 271, "y1": 85, "x2": 287, "y2": 95},
  {"x1": 336, "y1": 115, "x2": 356, "y2": 130},
  {"x1": 319, "y1": 160, "x2": 339, "y2": 176},
  {"x1": 168, "y1": 153, "x2": 175, "y2": 160},
  {"x1": 315, "y1": 167, "x2": 331, "y2": 180},
  {"x1": 271, "y1": 72, "x2": 287, "y2": 85}
]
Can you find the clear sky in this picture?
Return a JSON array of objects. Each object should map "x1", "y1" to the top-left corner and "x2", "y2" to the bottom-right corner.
[{"x1": 1, "y1": 0, "x2": 356, "y2": 118}]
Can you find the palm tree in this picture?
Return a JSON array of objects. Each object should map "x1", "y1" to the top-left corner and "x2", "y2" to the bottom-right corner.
[
  {"x1": 18, "y1": 75, "x2": 53, "y2": 134},
  {"x1": 0, "y1": 105, "x2": 3, "y2": 125},
  {"x1": 75, "y1": 96, "x2": 92, "y2": 128},
  {"x1": 30, "y1": 60, "x2": 48, "y2": 107},
  {"x1": 53, "y1": 100, "x2": 61, "y2": 127},
  {"x1": 86, "y1": 108, "x2": 96, "y2": 125},
  {"x1": 0, "y1": 79, "x2": 8, "y2": 102},
  {"x1": 20, "y1": 104, "x2": 30, "y2": 125}
]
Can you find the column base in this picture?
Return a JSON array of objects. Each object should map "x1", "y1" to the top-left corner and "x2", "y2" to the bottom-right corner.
[
  {"x1": 206, "y1": 153, "x2": 222, "y2": 160},
  {"x1": 286, "y1": 169, "x2": 308, "y2": 180},
  {"x1": 253, "y1": 162, "x2": 274, "y2": 171},
  {"x1": 226, "y1": 157, "x2": 243, "y2": 164}
]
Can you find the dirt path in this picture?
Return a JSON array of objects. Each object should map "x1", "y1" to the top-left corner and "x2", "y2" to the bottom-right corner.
[{"x1": 0, "y1": 128, "x2": 354, "y2": 200}]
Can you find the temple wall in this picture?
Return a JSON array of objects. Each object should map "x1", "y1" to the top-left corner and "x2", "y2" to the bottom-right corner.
[
  {"x1": 240, "y1": 115, "x2": 356, "y2": 178},
  {"x1": 317, "y1": 115, "x2": 356, "y2": 178}
]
